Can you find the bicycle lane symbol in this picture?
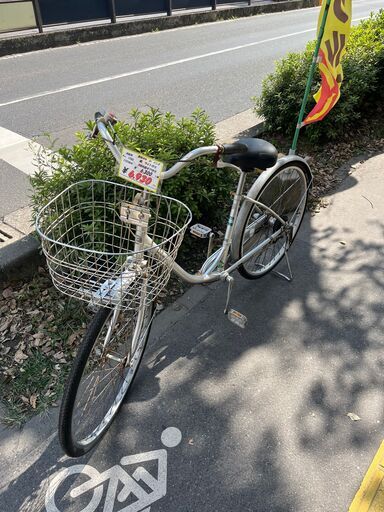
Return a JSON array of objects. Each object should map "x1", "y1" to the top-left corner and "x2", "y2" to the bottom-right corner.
[{"x1": 45, "y1": 427, "x2": 182, "y2": 512}]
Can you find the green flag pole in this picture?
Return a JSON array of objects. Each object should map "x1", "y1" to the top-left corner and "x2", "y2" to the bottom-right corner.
[{"x1": 289, "y1": 0, "x2": 332, "y2": 155}]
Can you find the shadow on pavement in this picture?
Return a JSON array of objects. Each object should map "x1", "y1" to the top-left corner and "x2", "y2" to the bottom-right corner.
[{"x1": 1, "y1": 166, "x2": 383, "y2": 511}]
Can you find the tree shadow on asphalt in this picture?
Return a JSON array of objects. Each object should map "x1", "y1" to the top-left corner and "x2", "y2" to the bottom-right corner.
[{"x1": 2, "y1": 172, "x2": 383, "y2": 511}]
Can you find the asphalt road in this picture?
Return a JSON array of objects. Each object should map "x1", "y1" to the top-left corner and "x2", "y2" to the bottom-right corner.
[{"x1": 0, "y1": 0, "x2": 381, "y2": 143}]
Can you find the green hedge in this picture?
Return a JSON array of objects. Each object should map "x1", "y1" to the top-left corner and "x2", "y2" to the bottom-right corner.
[
  {"x1": 253, "y1": 10, "x2": 384, "y2": 143},
  {"x1": 31, "y1": 108, "x2": 236, "y2": 224}
]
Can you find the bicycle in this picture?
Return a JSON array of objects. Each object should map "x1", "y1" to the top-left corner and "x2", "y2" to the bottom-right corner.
[{"x1": 36, "y1": 111, "x2": 312, "y2": 458}]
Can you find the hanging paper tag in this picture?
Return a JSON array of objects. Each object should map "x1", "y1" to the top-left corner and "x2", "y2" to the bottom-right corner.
[{"x1": 118, "y1": 148, "x2": 164, "y2": 193}]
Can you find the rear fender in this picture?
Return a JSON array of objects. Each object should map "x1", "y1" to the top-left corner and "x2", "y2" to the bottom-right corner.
[{"x1": 230, "y1": 155, "x2": 312, "y2": 260}]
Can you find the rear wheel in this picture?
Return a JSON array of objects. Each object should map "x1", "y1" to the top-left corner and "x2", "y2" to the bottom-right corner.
[
  {"x1": 59, "y1": 303, "x2": 153, "y2": 457},
  {"x1": 237, "y1": 161, "x2": 309, "y2": 279}
]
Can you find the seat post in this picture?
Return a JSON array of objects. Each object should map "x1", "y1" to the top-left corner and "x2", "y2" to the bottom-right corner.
[{"x1": 220, "y1": 170, "x2": 247, "y2": 265}]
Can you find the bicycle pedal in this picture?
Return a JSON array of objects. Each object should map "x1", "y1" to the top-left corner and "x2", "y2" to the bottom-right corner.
[
  {"x1": 227, "y1": 309, "x2": 247, "y2": 329},
  {"x1": 190, "y1": 223, "x2": 212, "y2": 238}
]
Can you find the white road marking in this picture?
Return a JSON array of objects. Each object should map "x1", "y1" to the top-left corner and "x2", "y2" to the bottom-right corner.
[
  {"x1": 0, "y1": 16, "x2": 369, "y2": 109},
  {"x1": 0, "y1": 126, "x2": 42, "y2": 175},
  {"x1": 161, "y1": 427, "x2": 182, "y2": 448},
  {"x1": 0, "y1": 28, "x2": 317, "y2": 108},
  {"x1": 0, "y1": 126, "x2": 53, "y2": 178},
  {"x1": 0, "y1": 126, "x2": 29, "y2": 148},
  {"x1": 0, "y1": 127, "x2": 52, "y2": 238},
  {"x1": 45, "y1": 428, "x2": 181, "y2": 512}
]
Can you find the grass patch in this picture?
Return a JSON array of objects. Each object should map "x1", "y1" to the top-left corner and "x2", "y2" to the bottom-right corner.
[
  {"x1": 0, "y1": 269, "x2": 89, "y2": 427},
  {"x1": 1, "y1": 351, "x2": 60, "y2": 426}
]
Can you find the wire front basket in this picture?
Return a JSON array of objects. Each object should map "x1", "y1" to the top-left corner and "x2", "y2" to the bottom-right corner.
[{"x1": 36, "y1": 180, "x2": 192, "y2": 311}]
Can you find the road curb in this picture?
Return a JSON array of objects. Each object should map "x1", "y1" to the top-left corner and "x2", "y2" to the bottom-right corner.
[
  {"x1": 0, "y1": 116, "x2": 265, "y2": 284},
  {"x1": 0, "y1": 233, "x2": 44, "y2": 285},
  {"x1": 0, "y1": 0, "x2": 318, "y2": 57}
]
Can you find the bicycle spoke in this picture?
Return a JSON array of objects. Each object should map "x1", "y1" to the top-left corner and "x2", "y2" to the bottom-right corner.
[
  {"x1": 75, "y1": 366, "x2": 120, "y2": 423},
  {"x1": 239, "y1": 165, "x2": 308, "y2": 278},
  {"x1": 66, "y1": 305, "x2": 153, "y2": 448}
]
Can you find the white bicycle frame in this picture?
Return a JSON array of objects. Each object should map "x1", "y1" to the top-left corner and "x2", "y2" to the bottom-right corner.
[{"x1": 96, "y1": 117, "x2": 296, "y2": 289}]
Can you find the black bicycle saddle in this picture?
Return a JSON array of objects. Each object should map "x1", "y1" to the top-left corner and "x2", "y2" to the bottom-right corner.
[{"x1": 222, "y1": 137, "x2": 278, "y2": 171}]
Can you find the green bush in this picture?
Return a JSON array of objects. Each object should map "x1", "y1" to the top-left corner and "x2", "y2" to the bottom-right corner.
[
  {"x1": 31, "y1": 108, "x2": 236, "y2": 224},
  {"x1": 253, "y1": 10, "x2": 384, "y2": 143}
]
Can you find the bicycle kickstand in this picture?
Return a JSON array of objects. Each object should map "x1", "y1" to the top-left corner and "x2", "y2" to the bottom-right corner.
[
  {"x1": 223, "y1": 274, "x2": 247, "y2": 329},
  {"x1": 272, "y1": 249, "x2": 293, "y2": 282}
]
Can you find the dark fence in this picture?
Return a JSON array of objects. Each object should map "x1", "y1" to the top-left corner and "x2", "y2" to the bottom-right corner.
[
  {"x1": 32, "y1": 0, "x2": 251, "y2": 31},
  {"x1": 39, "y1": 0, "x2": 110, "y2": 25},
  {"x1": 116, "y1": 0, "x2": 167, "y2": 17}
]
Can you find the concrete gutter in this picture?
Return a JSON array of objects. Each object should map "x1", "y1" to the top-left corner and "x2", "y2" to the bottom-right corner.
[
  {"x1": 0, "y1": 110, "x2": 265, "y2": 284},
  {"x1": 0, "y1": 0, "x2": 318, "y2": 57}
]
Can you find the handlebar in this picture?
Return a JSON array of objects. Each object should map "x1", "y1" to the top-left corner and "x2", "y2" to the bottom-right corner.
[
  {"x1": 93, "y1": 111, "x2": 117, "y2": 140},
  {"x1": 93, "y1": 111, "x2": 121, "y2": 162},
  {"x1": 91, "y1": 110, "x2": 246, "y2": 181}
]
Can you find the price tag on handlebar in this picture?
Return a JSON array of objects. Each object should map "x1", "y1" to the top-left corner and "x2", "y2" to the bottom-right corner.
[{"x1": 118, "y1": 148, "x2": 164, "y2": 193}]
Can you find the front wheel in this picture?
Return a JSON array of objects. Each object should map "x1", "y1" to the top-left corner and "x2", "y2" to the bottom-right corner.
[
  {"x1": 59, "y1": 302, "x2": 154, "y2": 457},
  {"x1": 234, "y1": 160, "x2": 310, "y2": 279}
]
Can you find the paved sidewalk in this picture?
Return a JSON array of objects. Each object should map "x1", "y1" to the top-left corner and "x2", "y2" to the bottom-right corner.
[{"x1": 0, "y1": 152, "x2": 383, "y2": 511}]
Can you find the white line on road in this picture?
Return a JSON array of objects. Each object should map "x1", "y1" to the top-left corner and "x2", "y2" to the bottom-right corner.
[
  {"x1": 1, "y1": 28, "x2": 317, "y2": 108},
  {"x1": 0, "y1": 126, "x2": 36, "y2": 175},
  {"x1": 0, "y1": 16, "x2": 369, "y2": 109}
]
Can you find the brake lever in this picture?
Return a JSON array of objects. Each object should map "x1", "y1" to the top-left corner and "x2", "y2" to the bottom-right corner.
[
  {"x1": 89, "y1": 112, "x2": 117, "y2": 140},
  {"x1": 106, "y1": 112, "x2": 118, "y2": 125}
]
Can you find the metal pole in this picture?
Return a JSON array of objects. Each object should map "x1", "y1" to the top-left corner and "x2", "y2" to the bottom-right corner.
[
  {"x1": 290, "y1": 0, "x2": 331, "y2": 154},
  {"x1": 212, "y1": 0, "x2": 217, "y2": 10},
  {"x1": 248, "y1": 0, "x2": 251, "y2": 6},
  {"x1": 110, "y1": 0, "x2": 116, "y2": 23},
  {"x1": 167, "y1": 0, "x2": 172, "y2": 16},
  {"x1": 32, "y1": 0, "x2": 43, "y2": 33}
]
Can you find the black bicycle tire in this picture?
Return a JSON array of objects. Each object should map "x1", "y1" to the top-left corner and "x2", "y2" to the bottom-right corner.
[
  {"x1": 237, "y1": 161, "x2": 310, "y2": 280},
  {"x1": 59, "y1": 304, "x2": 153, "y2": 457}
]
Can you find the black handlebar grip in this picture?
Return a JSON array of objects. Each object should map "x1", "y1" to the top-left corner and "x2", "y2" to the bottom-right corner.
[
  {"x1": 222, "y1": 143, "x2": 248, "y2": 155},
  {"x1": 94, "y1": 110, "x2": 106, "y2": 122},
  {"x1": 95, "y1": 111, "x2": 118, "y2": 126}
]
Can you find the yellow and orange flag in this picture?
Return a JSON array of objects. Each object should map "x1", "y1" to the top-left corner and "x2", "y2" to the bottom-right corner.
[{"x1": 303, "y1": 0, "x2": 352, "y2": 126}]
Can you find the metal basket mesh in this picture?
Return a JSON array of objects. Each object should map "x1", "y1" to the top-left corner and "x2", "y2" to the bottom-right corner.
[{"x1": 36, "y1": 180, "x2": 191, "y2": 310}]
